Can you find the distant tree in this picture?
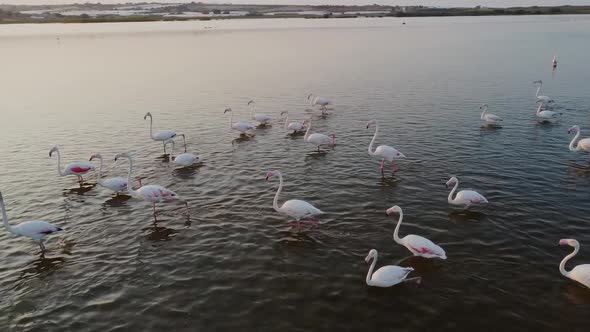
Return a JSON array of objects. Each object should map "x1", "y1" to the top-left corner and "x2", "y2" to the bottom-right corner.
[
  {"x1": 549, "y1": 7, "x2": 562, "y2": 13},
  {"x1": 223, "y1": 10, "x2": 230, "y2": 14},
  {"x1": 213, "y1": 9, "x2": 221, "y2": 14},
  {"x1": 80, "y1": 13, "x2": 90, "y2": 19}
]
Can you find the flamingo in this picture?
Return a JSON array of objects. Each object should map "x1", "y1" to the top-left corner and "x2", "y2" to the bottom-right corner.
[
  {"x1": 49, "y1": 146, "x2": 95, "y2": 184},
  {"x1": 144, "y1": 112, "x2": 180, "y2": 153},
  {"x1": 89, "y1": 154, "x2": 130, "y2": 193},
  {"x1": 114, "y1": 153, "x2": 188, "y2": 216},
  {"x1": 307, "y1": 93, "x2": 332, "y2": 114},
  {"x1": 303, "y1": 119, "x2": 335, "y2": 153},
  {"x1": 280, "y1": 111, "x2": 306, "y2": 134},
  {"x1": 479, "y1": 104, "x2": 502, "y2": 125},
  {"x1": 265, "y1": 170, "x2": 323, "y2": 231},
  {"x1": 446, "y1": 176, "x2": 488, "y2": 209},
  {"x1": 365, "y1": 249, "x2": 420, "y2": 287},
  {"x1": 536, "y1": 100, "x2": 561, "y2": 123},
  {"x1": 366, "y1": 119, "x2": 405, "y2": 176},
  {"x1": 387, "y1": 205, "x2": 447, "y2": 259},
  {"x1": 532, "y1": 80, "x2": 555, "y2": 106},
  {"x1": 568, "y1": 125, "x2": 590, "y2": 162},
  {"x1": 224, "y1": 108, "x2": 255, "y2": 136},
  {"x1": 0, "y1": 191, "x2": 63, "y2": 252},
  {"x1": 248, "y1": 100, "x2": 272, "y2": 125},
  {"x1": 165, "y1": 138, "x2": 202, "y2": 167},
  {"x1": 552, "y1": 56, "x2": 558, "y2": 69},
  {"x1": 559, "y1": 239, "x2": 590, "y2": 288}
]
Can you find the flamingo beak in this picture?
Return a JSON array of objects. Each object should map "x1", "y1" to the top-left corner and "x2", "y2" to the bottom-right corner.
[{"x1": 559, "y1": 239, "x2": 569, "y2": 246}]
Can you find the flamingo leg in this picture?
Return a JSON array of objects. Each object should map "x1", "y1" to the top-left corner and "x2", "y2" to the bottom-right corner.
[
  {"x1": 163, "y1": 141, "x2": 167, "y2": 154},
  {"x1": 39, "y1": 241, "x2": 46, "y2": 252},
  {"x1": 391, "y1": 160, "x2": 399, "y2": 173},
  {"x1": 403, "y1": 277, "x2": 421, "y2": 284},
  {"x1": 317, "y1": 146, "x2": 320, "y2": 153},
  {"x1": 152, "y1": 203, "x2": 157, "y2": 215},
  {"x1": 380, "y1": 159, "x2": 385, "y2": 176}
]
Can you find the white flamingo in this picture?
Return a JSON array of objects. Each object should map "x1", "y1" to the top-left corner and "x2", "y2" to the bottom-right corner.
[
  {"x1": 536, "y1": 100, "x2": 561, "y2": 123},
  {"x1": 568, "y1": 125, "x2": 590, "y2": 162},
  {"x1": 248, "y1": 100, "x2": 272, "y2": 125},
  {"x1": 0, "y1": 191, "x2": 63, "y2": 252},
  {"x1": 265, "y1": 170, "x2": 323, "y2": 231},
  {"x1": 280, "y1": 111, "x2": 306, "y2": 134},
  {"x1": 446, "y1": 176, "x2": 488, "y2": 209},
  {"x1": 165, "y1": 138, "x2": 202, "y2": 167},
  {"x1": 144, "y1": 112, "x2": 180, "y2": 153},
  {"x1": 49, "y1": 146, "x2": 95, "y2": 184},
  {"x1": 224, "y1": 108, "x2": 255, "y2": 136},
  {"x1": 307, "y1": 93, "x2": 332, "y2": 114},
  {"x1": 552, "y1": 56, "x2": 558, "y2": 68},
  {"x1": 559, "y1": 239, "x2": 590, "y2": 288},
  {"x1": 114, "y1": 153, "x2": 188, "y2": 216},
  {"x1": 89, "y1": 154, "x2": 129, "y2": 193},
  {"x1": 387, "y1": 205, "x2": 447, "y2": 259},
  {"x1": 365, "y1": 249, "x2": 420, "y2": 287},
  {"x1": 303, "y1": 119, "x2": 335, "y2": 153},
  {"x1": 533, "y1": 80, "x2": 555, "y2": 106},
  {"x1": 366, "y1": 119, "x2": 405, "y2": 176},
  {"x1": 479, "y1": 104, "x2": 502, "y2": 125}
]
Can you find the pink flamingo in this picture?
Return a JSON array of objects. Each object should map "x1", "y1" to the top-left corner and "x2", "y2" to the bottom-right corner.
[
  {"x1": 114, "y1": 153, "x2": 188, "y2": 217},
  {"x1": 49, "y1": 146, "x2": 95, "y2": 184},
  {"x1": 559, "y1": 239, "x2": 590, "y2": 288},
  {"x1": 0, "y1": 191, "x2": 63, "y2": 252},
  {"x1": 366, "y1": 119, "x2": 405, "y2": 176},
  {"x1": 387, "y1": 205, "x2": 447, "y2": 259}
]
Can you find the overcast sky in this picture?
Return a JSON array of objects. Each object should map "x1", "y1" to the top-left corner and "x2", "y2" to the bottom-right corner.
[{"x1": 5, "y1": 0, "x2": 590, "y2": 7}]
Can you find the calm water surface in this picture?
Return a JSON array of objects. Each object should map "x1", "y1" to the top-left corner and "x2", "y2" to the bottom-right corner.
[{"x1": 1, "y1": 15, "x2": 590, "y2": 331}]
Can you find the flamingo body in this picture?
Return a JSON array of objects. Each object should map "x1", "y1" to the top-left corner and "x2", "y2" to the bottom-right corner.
[
  {"x1": 280, "y1": 111, "x2": 306, "y2": 133},
  {"x1": 225, "y1": 108, "x2": 255, "y2": 135},
  {"x1": 559, "y1": 239, "x2": 590, "y2": 288},
  {"x1": 174, "y1": 153, "x2": 201, "y2": 167},
  {"x1": 387, "y1": 205, "x2": 446, "y2": 259},
  {"x1": 446, "y1": 176, "x2": 488, "y2": 209},
  {"x1": 90, "y1": 154, "x2": 129, "y2": 193},
  {"x1": 568, "y1": 126, "x2": 590, "y2": 160},
  {"x1": 373, "y1": 145, "x2": 404, "y2": 162},
  {"x1": 304, "y1": 119, "x2": 335, "y2": 152},
  {"x1": 279, "y1": 199, "x2": 324, "y2": 220},
  {"x1": 536, "y1": 102, "x2": 561, "y2": 122},
  {"x1": 248, "y1": 100, "x2": 272, "y2": 125},
  {"x1": 152, "y1": 130, "x2": 177, "y2": 141},
  {"x1": 50, "y1": 146, "x2": 95, "y2": 182},
  {"x1": 480, "y1": 104, "x2": 502, "y2": 124},
  {"x1": 365, "y1": 249, "x2": 415, "y2": 288},
  {"x1": 135, "y1": 185, "x2": 179, "y2": 203}
]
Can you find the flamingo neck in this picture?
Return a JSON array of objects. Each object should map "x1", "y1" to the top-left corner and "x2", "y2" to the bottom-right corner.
[
  {"x1": 393, "y1": 210, "x2": 403, "y2": 244},
  {"x1": 96, "y1": 157, "x2": 104, "y2": 185},
  {"x1": 366, "y1": 254, "x2": 377, "y2": 286},
  {"x1": 273, "y1": 172, "x2": 283, "y2": 214},
  {"x1": 249, "y1": 103, "x2": 255, "y2": 118},
  {"x1": 448, "y1": 180, "x2": 459, "y2": 204},
  {"x1": 284, "y1": 113, "x2": 289, "y2": 130},
  {"x1": 304, "y1": 120, "x2": 312, "y2": 142},
  {"x1": 480, "y1": 106, "x2": 487, "y2": 120},
  {"x1": 228, "y1": 111, "x2": 233, "y2": 129},
  {"x1": 569, "y1": 128, "x2": 581, "y2": 151},
  {"x1": 124, "y1": 156, "x2": 138, "y2": 197},
  {"x1": 0, "y1": 196, "x2": 14, "y2": 234},
  {"x1": 147, "y1": 114, "x2": 155, "y2": 140},
  {"x1": 535, "y1": 84, "x2": 541, "y2": 97},
  {"x1": 54, "y1": 148, "x2": 65, "y2": 176},
  {"x1": 368, "y1": 123, "x2": 379, "y2": 156},
  {"x1": 560, "y1": 244, "x2": 579, "y2": 278}
]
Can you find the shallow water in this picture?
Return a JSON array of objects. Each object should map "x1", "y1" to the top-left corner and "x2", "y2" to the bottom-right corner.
[{"x1": 1, "y1": 16, "x2": 590, "y2": 331}]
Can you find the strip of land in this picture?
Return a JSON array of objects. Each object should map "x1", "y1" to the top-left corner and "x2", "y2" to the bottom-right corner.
[{"x1": 1, "y1": 3, "x2": 590, "y2": 24}]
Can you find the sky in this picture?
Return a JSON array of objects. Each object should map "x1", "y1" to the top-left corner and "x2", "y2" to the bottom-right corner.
[{"x1": 4, "y1": 0, "x2": 590, "y2": 7}]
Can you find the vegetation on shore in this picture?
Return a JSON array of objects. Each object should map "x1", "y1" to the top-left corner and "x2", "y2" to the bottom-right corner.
[{"x1": 1, "y1": 3, "x2": 590, "y2": 25}]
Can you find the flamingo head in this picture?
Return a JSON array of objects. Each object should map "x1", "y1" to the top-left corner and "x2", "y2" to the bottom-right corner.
[
  {"x1": 365, "y1": 249, "x2": 377, "y2": 263},
  {"x1": 366, "y1": 119, "x2": 377, "y2": 129},
  {"x1": 559, "y1": 239, "x2": 579, "y2": 247},
  {"x1": 386, "y1": 205, "x2": 402, "y2": 216},
  {"x1": 395, "y1": 151, "x2": 406, "y2": 158},
  {"x1": 446, "y1": 177, "x2": 458, "y2": 188},
  {"x1": 49, "y1": 146, "x2": 59, "y2": 157},
  {"x1": 89, "y1": 153, "x2": 102, "y2": 161},
  {"x1": 307, "y1": 93, "x2": 314, "y2": 101},
  {"x1": 114, "y1": 152, "x2": 130, "y2": 162},
  {"x1": 247, "y1": 100, "x2": 255, "y2": 106},
  {"x1": 224, "y1": 108, "x2": 232, "y2": 114},
  {"x1": 330, "y1": 133, "x2": 336, "y2": 139},
  {"x1": 143, "y1": 112, "x2": 152, "y2": 120},
  {"x1": 265, "y1": 170, "x2": 280, "y2": 181},
  {"x1": 479, "y1": 104, "x2": 488, "y2": 110},
  {"x1": 532, "y1": 80, "x2": 542, "y2": 85},
  {"x1": 280, "y1": 111, "x2": 288, "y2": 116},
  {"x1": 568, "y1": 125, "x2": 579, "y2": 134}
]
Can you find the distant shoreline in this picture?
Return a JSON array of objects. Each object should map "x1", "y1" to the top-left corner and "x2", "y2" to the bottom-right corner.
[{"x1": 1, "y1": 4, "x2": 590, "y2": 25}]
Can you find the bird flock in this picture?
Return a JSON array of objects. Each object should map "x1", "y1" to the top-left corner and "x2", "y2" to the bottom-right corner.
[{"x1": 1, "y1": 69, "x2": 590, "y2": 291}]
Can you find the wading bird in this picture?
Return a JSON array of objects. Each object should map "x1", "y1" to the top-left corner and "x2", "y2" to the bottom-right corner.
[
  {"x1": 559, "y1": 239, "x2": 590, "y2": 288},
  {"x1": 280, "y1": 111, "x2": 306, "y2": 134},
  {"x1": 387, "y1": 205, "x2": 446, "y2": 259},
  {"x1": 304, "y1": 119, "x2": 335, "y2": 153},
  {"x1": 115, "y1": 153, "x2": 188, "y2": 217},
  {"x1": 224, "y1": 108, "x2": 255, "y2": 136},
  {"x1": 144, "y1": 112, "x2": 180, "y2": 153},
  {"x1": 0, "y1": 191, "x2": 63, "y2": 252},
  {"x1": 533, "y1": 80, "x2": 555, "y2": 106},
  {"x1": 265, "y1": 170, "x2": 323, "y2": 231},
  {"x1": 446, "y1": 176, "x2": 488, "y2": 209},
  {"x1": 248, "y1": 100, "x2": 272, "y2": 125},
  {"x1": 536, "y1": 100, "x2": 561, "y2": 123},
  {"x1": 49, "y1": 146, "x2": 95, "y2": 184},
  {"x1": 480, "y1": 104, "x2": 502, "y2": 125},
  {"x1": 366, "y1": 119, "x2": 405, "y2": 176},
  {"x1": 89, "y1": 153, "x2": 129, "y2": 193},
  {"x1": 307, "y1": 93, "x2": 332, "y2": 113},
  {"x1": 568, "y1": 125, "x2": 590, "y2": 162},
  {"x1": 165, "y1": 138, "x2": 202, "y2": 167},
  {"x1": 365, "y1": 249, "x2": 420, "y2": 287}
]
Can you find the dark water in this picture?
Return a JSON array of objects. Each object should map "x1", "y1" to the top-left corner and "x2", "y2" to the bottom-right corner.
[{"x1": 1, "y1": 16, "x2": 590, "y2": 331}]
